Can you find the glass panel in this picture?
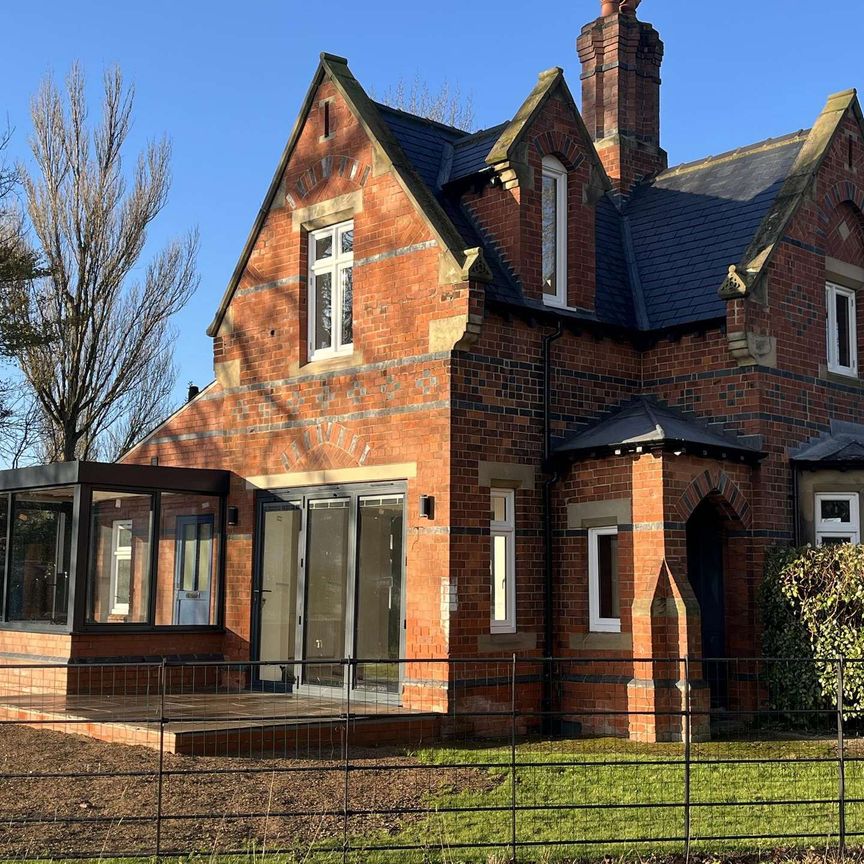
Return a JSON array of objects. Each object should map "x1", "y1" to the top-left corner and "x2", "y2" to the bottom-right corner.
[
  {"x1": 340, "y1": 228, "x2": 354, "y2": 254},
  {"x1": 259, "y1": 505, "x2": 301, "y2": 685},
  {"x1": 315, "y1": 272, "x2": 333, "y2": 351},
  {"x1": 340, "y1": 266, "x2": 353, "y2": 347},
  {"x1": 821, "y1": 498, "x2": 851, "y2": 523},
  {"x1": 542, "y1": 173, "x2": 558, "y2": 297},
  {"x1": 492, "y1": 495, "x2": 507, "y2": 523},
  {"x1": 87, "y1": 491, "x2": 153, "y2": 624},
  {"x1": 597, "y1": 533, "x2": 620, "y2": 620},
  {"x1": 181, "y1": 522, "x2": 198, "y2": 591},
  {"x1": 821, "y1": 535, "x2": 854, "y2": 546},
  {"x1": 837, "y1": 292, "x2": 852, "y2": 368},
  {"x1": 156, "y1": 493, "x2": 220, "y2": 627},
  {"x1": 314, "y1": 232, "x2": 334, "y2": 261},
  {"x1": 304, "y1": 499, "x2": 349, "y2": 687},
  {"x1": 7, "y1": 488, "x2": 74, "y2": 624},
  {"x1": 355, "y1": 496, "x2": 404, "y2": 694},
  {"x1": 492, "y1": 534, "x2": 509, "y2": 622}
]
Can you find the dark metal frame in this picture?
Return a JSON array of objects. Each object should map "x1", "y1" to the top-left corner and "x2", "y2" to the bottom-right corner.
[
  {"x1": 250, "y1": 481, "x2": 408, "y2": 698},
  {"x1": 0, "y1": 461, "x2": 229, "y2": 635}
]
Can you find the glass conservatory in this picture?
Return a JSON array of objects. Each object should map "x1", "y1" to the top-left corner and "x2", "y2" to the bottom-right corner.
[{"x1": 0, "y1": 461, "x2": 229, "y2": 633}]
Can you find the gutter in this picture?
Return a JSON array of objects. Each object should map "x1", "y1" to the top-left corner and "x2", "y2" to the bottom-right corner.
[{"x1": 542, "y1": 320, "x2": 564, "y2": 735}]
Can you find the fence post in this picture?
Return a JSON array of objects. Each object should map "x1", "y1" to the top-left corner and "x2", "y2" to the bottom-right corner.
[
  {"x1": 837, "y1": 658, "x2": 846, "y2": 857},
  {"x1": 510, "y1": 654, "x2": 518, "y2": 864},
  {"x1": 683, "y1": 656, "x2": 692, "y2": 862},
  {"x1": 155, "y1": 658, "x2": 166, "y2": 861},
  {"x1": 343, "y1": 657, "x2": 352, "y2": 864}
]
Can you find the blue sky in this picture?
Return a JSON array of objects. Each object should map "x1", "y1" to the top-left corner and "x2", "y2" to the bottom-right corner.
[{"x1": 2, "y1": 1, "x2": 862, "y2": 402}]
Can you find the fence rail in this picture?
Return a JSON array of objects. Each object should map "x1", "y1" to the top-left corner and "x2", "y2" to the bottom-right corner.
[{"x1": 0, "y1": 655, "x2": 860, "y2": 861}]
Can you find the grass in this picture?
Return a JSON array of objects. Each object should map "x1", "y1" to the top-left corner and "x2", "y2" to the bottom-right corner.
[{"x1": 351, "y1": 735, "x2": 861, "y2": 863}]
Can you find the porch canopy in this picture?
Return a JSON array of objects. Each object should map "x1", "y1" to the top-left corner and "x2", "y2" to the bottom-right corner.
[{"x1": 0, "y1": 461, "x2": 229, "y2": 634}]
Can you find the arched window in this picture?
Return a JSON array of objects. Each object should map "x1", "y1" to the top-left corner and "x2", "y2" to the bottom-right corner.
[{"x1": 541, "y1": 155, "x2": 568, "y2": 307}]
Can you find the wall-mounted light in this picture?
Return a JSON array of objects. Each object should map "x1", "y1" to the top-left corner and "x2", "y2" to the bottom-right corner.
[
  {"x1": 227, "y1": 506, "x2": 239, "y2": 527},
  {"x1": 419, "y1": 495, "x2": 435, "y2": 520}
]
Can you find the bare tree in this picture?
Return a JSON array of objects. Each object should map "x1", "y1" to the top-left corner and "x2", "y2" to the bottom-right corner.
[
  {"x1": 380, "y1": 75, "x2": 475, "y2": 132},
  {"x1": 15, "y1": 65, "x2": 198, "y2": 462}
]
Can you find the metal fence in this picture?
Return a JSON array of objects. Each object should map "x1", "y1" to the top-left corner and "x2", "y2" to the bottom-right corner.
[{"x1": 0, "y1": 656, "x2": 860, "y2": 861}]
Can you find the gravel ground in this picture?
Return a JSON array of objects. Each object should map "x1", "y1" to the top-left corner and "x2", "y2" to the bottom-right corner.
[{"x1": 0, "y1": 724, "x2": 496, "y2": 859}]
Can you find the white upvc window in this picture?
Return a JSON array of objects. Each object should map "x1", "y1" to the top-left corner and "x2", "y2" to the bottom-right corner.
[
  {"x1": 541, "y1": 155, "x2": 568, "y2": 307},
  {"x1": 815, "y1": 493, "x2": 860, "y2": 545},
  {"x1": 110, "y1": 519, "x2": 133, "y2": 616},
  {"x1": 588, "y1": 526, "x2": 620, "y2": 633},
  {"x1": 490, "y1": 488, "x2": 516, "y2": 634},
  {"x1": 308, "y1": 220, "x2": 354, "y2": 361},
  {"x1": 826, "y1": 281, "x2": 858, "y2": 377}
]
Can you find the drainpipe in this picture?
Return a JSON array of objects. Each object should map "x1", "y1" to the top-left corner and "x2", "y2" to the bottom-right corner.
[{"x1": 542, "y1": 321, "x2": 564, "y2": 735}]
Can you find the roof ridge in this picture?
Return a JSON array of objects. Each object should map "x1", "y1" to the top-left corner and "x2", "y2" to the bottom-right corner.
[
  {"x1": 372, "y1": 101, "x2": 469, "y2": 136},
  {"x1": 452, "y1": 122, "x2": 510, "y2": 147},
  {"x1": 658, "y1": 129, "x2": 810, "y2": 180}
]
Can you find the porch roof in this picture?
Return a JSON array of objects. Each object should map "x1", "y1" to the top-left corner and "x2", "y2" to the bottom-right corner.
[
  {"x1": 791, "y1": 421, "x2": 864, "y2": 468},
  {"x1": 554, "y1": 398, "x2": 766, "y2": 464},
  {"x1": 0, "y1": 460, "x2": 230, "y2": 495}
]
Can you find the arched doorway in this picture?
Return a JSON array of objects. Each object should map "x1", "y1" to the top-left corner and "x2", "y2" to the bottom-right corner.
[{"x1": 686, "y1": 499, "x2": 727, "y2": 708}]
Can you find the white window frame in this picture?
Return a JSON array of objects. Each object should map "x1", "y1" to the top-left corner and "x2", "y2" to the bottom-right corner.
[
  {"x1": 490, "y1": 488, "x2": 516, "y2": 634},
  {"x1": 815, "y1": 493, "x2": 860, "y2": 545},
  {"x1": 308, "y1": 220, "x2": 354, "y2": 361},
  {"x1": 541, "y1": 156, "x2": 568, "y2": 308},
  {"x1": 110, "y1": 519, "x2": 133, "y2": 616},
  {"x1": 826, "y1": 281, "x2": 858, "y2": 377},
  {"x1": 588, "y1": 526, "x2": 621, "y2": 633}
]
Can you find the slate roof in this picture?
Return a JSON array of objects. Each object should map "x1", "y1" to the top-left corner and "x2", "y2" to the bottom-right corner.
[
  {"x1": 374, "y1": 101, "x2": 811, "y2": 334},
  {"x1": 554, "y1": 398, "x2": 766, "y2": 462},
  {"x1": 625, "y1": 133, "x2": 808, "y2": 329},
  {"x1": 791, "y1": 421, "x2": 864, "y2": 465}
]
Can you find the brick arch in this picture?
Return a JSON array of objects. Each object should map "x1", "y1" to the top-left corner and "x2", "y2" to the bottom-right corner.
[
  {"x1": 286, "y1": 155, "x2": 372, "y2": 208},
  {"x1": 815, "y1": 181, "x2": 864, "y2": 243},
  {"x1": 675, "y1": 468, "x2": 752, "y2": 529},
  {"x1": 532, "y1": 131, "x2": 586, "y2": 173},
  {"x1": 280, "y1": 422, "x2": 372, "y2": 471}
]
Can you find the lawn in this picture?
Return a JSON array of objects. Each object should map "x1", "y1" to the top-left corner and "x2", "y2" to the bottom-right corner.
[{"x1": 349, "y1": 736, "x2": 859, "y2": 863}]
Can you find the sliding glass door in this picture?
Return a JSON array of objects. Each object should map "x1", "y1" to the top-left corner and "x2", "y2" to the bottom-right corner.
[{"x1": 253, "y1": 484, "x2": 406, "y2": 696}]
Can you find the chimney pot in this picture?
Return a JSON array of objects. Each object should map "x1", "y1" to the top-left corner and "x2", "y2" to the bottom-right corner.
[
  {"x1": 601, "y1": 0, "x2": 640, "y2": 15},
  {"x1": 187, "y1": 383, "x2": 200, "y2": 402}
]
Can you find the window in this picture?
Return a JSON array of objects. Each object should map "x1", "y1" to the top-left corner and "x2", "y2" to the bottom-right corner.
[
  {"x1": 490, "y1": 488, "x2": 516, "y2": 634},
  {"x1": 173, "y1": 515, "x2": 214, "y2": 626},
  {"x1": 110, "y1": 520, "x2": 133, "y2": 615},
  {"x1": 588, "y1": 526, "x2": 620, "y2": 633},
  {"x1": 309, "y1": 220, "x2": 354, "y2": 360},
  {"x1": 541, "y1": 156, "x2": 567, "y2": 307},
  {"x1": 826, "y1": 282, "x2": 858, "y2": 376},
  {"x1": 815, "y1": 493, "x2": 860, "y2": 545}
]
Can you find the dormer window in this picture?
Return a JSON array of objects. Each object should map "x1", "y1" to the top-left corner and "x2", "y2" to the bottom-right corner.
[
  {"x1": 541, "y1": 155, "x2": 567, "y2": 307},
  {"x1": 309, "y1": 220, "x2": 354, "y2": 361},
  {"x1": 826, "y1": 281, "x2": 857, "y2": 377}
]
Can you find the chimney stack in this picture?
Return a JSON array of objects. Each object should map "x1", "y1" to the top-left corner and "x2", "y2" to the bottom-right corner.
[{"x1": 577, "y1": 0, "x2": 666, "y2": 194}]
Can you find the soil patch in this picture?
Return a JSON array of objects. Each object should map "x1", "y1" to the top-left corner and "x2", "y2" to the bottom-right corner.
[{"x1": 0, "y1": 724, "x2": 495, "y2": 858}]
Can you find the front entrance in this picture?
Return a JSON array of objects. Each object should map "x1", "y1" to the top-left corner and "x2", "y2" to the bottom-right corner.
[
  {"x1": 686, "y1": 500, "x2": 727, "y2": 708},
  {"x1": 252, "y1": 484, "x2": 406, "y2": 697}
]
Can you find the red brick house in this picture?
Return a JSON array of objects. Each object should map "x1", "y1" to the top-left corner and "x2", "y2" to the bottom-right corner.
[{"x1": 3, "y1": 0, "x2": 864, "y2": 740}]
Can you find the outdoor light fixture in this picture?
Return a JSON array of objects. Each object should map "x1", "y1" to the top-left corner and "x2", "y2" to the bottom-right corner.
[
  {"x1": 227, "y1": 506, "x2": 239, "y2": 527},
  {"x1": 419, "y1": 495, "x2": 435, "y2": 520}
]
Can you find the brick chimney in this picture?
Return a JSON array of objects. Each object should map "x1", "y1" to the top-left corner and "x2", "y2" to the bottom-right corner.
[{"x1": 577, "y1": 0, "x2": 667, "y2": 194}]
